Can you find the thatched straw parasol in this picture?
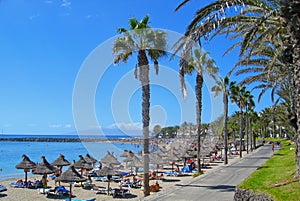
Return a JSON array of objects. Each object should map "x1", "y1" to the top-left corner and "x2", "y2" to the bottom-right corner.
[
  {"x1": 164, "y1": 152, "x2": 181, "y2": 172},
  {"x1": 15, "y1": 154, "x2": 36, "y2": 183},
  {"x1": 149, "y1": 152, "x2": 166, "y2": 179},
  {"x1": 84, "y1": 154, "x2": 97, "y2": 165},
  {"x1": 55, "y1": 165, "x2": 87, "y2": 201},
  {"x1": 120, "y1": 150, "x2": 134, "y2": 158},
  {"x1": 73, "y1": 155, "x2": 93, "y2": 186},
  {"x1": 100, "y1": 151, "x2": 120, "y2": 166},
  {"x1": 32, "y1": 156, "x2": 56, "y2": 189},
  {"x1": 95, "y1": 165, "x2": 122, "y2": 194},
  {"x1": 51, "y1": 154, "x2": 71, "y2": 167},
  {"x1": 123, "y1": 154, "x2": 142, "y2": 174},
  {"x1": 51, "y1": 154, "x2": 71, "y2": 186},
  {"x1": 74, "y1": 155, "x2": 93, "y2": 171}
]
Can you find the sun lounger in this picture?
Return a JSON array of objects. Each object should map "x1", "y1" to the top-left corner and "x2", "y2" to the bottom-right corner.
[
  {"x1": 94, "y1": 187, "x2": 113, "y2": 195},
  {"x1": 121, "y1": 180, "x2": 142, "y2": 188},
  {"x1": 111, "y1": 176, "x2": 122, "y2": 182},
  {"x1": 112, "y1": 188, "x2": 130, "y2": 198},
  {"x1": 64, "y1": 198, "x2": 96, "y2": 201},
  {"x1": 37, "y1": 188, "x2": 51, "y2": 194},
  {"x1": 0, "y1": 184, "x2": 7, "y2": 193},
  {"x1": 10, "y1": 182, "x2": 28, "y2": 188},
  {"x1": 28, "y1": 180, "x2": 43, "y2": 189},
  {"x1": 53, "y1": 186, "x2": 70, "y2": 196},
  {"x1": 164, "y1": 171, "x2": 182, "y2": 177},
  {"x1": 93, "y1": 176, "x2": 108, "y2": 182}
]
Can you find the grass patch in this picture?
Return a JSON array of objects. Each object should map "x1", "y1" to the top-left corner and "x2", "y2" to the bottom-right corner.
[{"x1": 238, "y1": 139, "x2": 300, "y2": 201}]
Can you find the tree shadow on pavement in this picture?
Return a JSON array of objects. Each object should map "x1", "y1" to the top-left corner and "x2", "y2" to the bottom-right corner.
[
  {"x1": 162, "y1": 179, "x2": 181, "y2": 182},
  {"x1": 243, "y1": 156, "x2": 271, "y2": 160},
  {"x1": 226, "y1": 165, "x2": 260, "y2": 168},
  {"x1": 175, "y1": 184, "x2": 235, "y2": 192}
]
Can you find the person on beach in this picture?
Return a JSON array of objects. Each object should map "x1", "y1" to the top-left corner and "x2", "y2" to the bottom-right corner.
[
  {"x1": 133, "y1": 174, "x2": 137, "y2": 182},
  {"x1": 42, "y1": 175, "x2": 47, "y2": 188},
  {"x1": 98, "y1": 161, "x2": 102, "y2": 169}
]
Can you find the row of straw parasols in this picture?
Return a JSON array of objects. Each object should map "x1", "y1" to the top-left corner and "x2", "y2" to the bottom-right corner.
[
  {"x1": 15, "y1": 154, "x2": 97, "y2": 200},
  {"x1": 15, "y1": 145, "x2": 197, "y2": 200}
]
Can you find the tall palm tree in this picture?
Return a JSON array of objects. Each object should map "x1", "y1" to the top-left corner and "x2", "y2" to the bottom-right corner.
[
  {"x1": 180, "y1": 48, "x2": 218, "y2": 173},
  {"x1": 211, "y1": 75, "x2": 232, "y2": 164},
  {"x1": 281, "y1": 0, "x2": 300, "y2": 176},
  {"x1": 112, "y1": 15, "x2": 167, "y2": 196},
  {"x1": 230, "y1": 83, "x2": 247, "y2": 158}
]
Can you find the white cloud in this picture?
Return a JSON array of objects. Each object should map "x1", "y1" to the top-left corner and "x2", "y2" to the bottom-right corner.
[
  {"x1": 29, "y1": 14, "x2": 40, "y2": 20},
  {"x1": 3, "y1": 124, "x2": 11, "y2": 128},
  {"x1": 61, "y1": 0, "x2": 71, "y2": 8},
  {"x1": 65, "y1": 124, "x2": 72, "y2": 128},
  {"x1": 85, "y1": 15, "x2": 92, "y2": 19},
  {"x1": 44, "y1": 0, "x2": 53, "y2": 3},
  {"x1": 49, "y1": 124, "x2": 62, "y2": 128},
  {"x1": 108, "y1": 122, "x2": 142, "y2": 131}
]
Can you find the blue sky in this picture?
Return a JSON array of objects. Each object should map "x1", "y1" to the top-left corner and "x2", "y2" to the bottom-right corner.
[{"x1": 0, "y1": 0, "x2": 274, "y2": 135}]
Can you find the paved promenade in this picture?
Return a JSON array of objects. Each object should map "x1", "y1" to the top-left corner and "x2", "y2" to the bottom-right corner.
[{"x1": 142, "y1": 143, "x2": 277, "y2": 201}]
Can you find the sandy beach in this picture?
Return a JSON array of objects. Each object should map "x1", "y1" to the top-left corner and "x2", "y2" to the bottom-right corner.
[{"x1": 0, "y1": 152, "x2": 242, "y2": 201}]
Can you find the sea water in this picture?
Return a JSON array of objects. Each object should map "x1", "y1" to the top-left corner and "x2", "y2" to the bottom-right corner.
[{"x1": 0, "y1": 136, "x2": 142, "y2": 180}]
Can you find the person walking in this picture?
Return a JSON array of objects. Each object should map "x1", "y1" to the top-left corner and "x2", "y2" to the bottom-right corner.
[{"x1": 272, "y1": 142, "x2": 275, "y2": 152}]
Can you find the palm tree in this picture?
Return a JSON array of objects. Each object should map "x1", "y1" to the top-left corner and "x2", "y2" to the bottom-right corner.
[
  {"x1": 248, "y1": 109, "x2": 258, "y2": 151},
  {"x1": 176, "y1": 0, "x2": 300, "y2": 177},
  {"x1": 244, "y1": 91, "x2": 255, "y2": 153},
  {"x1": 211, "y1": 75, "x2": 232, "y2": 164},
  {"x1": 179, "y1": 48, "x2": 218, "y2": 173},
  {"x1": 112, "y1": 15, "x2": 167, "y2": 196},
  {"x1": 230, "y1": 83, "x2": 248, "y2": 158},
  {"x1": 281, "y1": 0, "x2": 300, "y2": 176}
]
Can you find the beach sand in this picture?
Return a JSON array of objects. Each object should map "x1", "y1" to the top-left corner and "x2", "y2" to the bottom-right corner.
[{"x1": 0, "y1": 153, "x2": 243, "y2": 201}]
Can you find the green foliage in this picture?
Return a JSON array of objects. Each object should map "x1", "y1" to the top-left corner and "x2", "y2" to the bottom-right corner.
[
  {"x1": 239, "y1": 140, "x2": 299, "y2": 201},
  {"x1": 160, "y1": 126, "x2": 179, "y2": 138},
  {"x1": 192, "y1": 171, "x2": 203, "y2": 178}
]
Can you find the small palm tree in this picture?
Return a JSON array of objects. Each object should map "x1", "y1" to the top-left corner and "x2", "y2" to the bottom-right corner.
[
  {"x1": 180, "y1": 48, "x2": 218, "y2": 172},
  {"x1": 112, "y1": 15, "x2": 167, "y2": 196},
  {"x1": 212, "y1": 75, "x2": 232, "y2": 164}
]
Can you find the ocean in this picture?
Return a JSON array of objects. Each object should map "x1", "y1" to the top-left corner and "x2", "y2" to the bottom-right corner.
[{"x1": 0, "y1": 135, "x2": 142, "y2": 180}]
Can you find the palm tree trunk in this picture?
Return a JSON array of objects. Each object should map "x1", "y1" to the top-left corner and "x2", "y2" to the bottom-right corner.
[
  {"x1": 294, "y1": 46, "x2": 300, "y2": 177},
  {"x1": 250, "y1": 118, "x2": 253, "y2": 152},
  {"x1": 196, "y1": 73, "x2": 203, "y2": 173},
  {"x1": 246, "y1": 110, "x2": 249, "y2": 154},
  {"x1": 239, "y1": 108, "x2": 243, "y2": 158},
  {"x1": 138, "y1": 50, "x2": 150, "y2": 196},
  {"x1": 294, "y1": 54, "x2": 300, "y2": 176},
  {"x1": 253, "y1": 130, "x2": 256, "y2": 149},
  {"x1": 272, "y1": 110, "x2": 276, "y2": 138},
  {"x1": 223, "y1": 92, "x2": 228, "y2": 164}
]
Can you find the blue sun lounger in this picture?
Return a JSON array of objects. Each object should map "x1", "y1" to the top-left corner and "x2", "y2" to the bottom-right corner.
[
  {"x1": 64, "y1": 198, "x2": 96, "y2": 201},
  {"x1": 164, "y1": 171, "x2": 181, "y2": 176},
  {"x1": 10, "y1": 182, "x2": 28, "y2": 188},
  {"x1": 0, "y1": 184, "x2": 7, "y2": 193}
]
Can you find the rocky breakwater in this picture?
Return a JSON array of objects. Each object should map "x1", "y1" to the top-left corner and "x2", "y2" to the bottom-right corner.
[{"x1": 0, "y1": 137, "x2": 96, "y2": 142}]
